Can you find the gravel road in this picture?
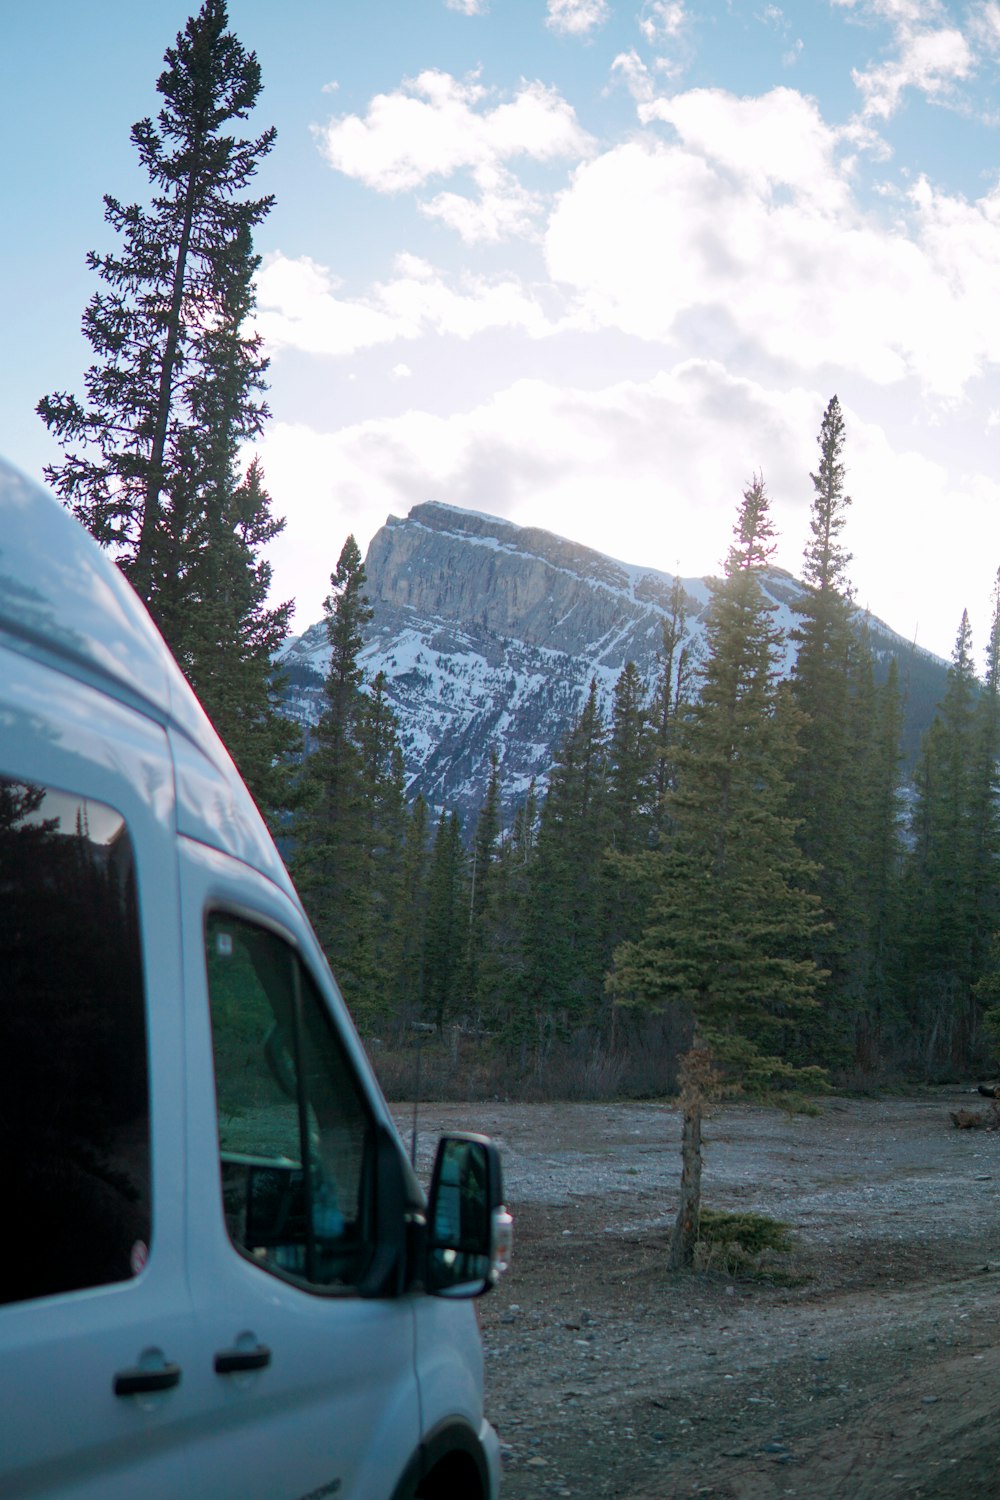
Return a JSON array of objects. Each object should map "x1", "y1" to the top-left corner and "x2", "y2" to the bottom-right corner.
[{"x1": 399, "y1": 1091, "x2": 1000, "y2": 1499}]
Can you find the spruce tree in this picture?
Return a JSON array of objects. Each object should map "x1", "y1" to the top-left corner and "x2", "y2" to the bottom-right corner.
[
  {"x1": 37, "y1": 1, "x2": 292, "y2": 814},
  {"x1": 969, "y1": 575, "x2": 1000, "y2": 1010},
  {"x1": 351, "y1": 670, "x2": 408, "y2": 1025},
  {"x1": 421, "y1": 811, "x2": 467, "y2": 1031},
  {"x1": 788, "y1": 396, "x2": 868, "y2": 1055},
  {"x1": 291, "y1": 537, "x2": 372, "y2": 998},
  {"x1": 902, "y1": 611, "x2": 980, "y2": 1071},
  {"x1": 389, "y1": 795, "x2": 431, "y2": 1027},
  {"x1": 852, "y1": 651, "x2": 905, "y2": 1066},
  {"x1": 649, "y1": 579, "x2": 696, "y2": 842},
  {"x1": 521, "y1": 681, "x2": 609, "y2": 1050},
  {"x1": 467, "y1": 751, "x2": 502, "y2": 1010},
  {"x1": 610, "y1": 476, "x2": 827, "y2": 1267}
]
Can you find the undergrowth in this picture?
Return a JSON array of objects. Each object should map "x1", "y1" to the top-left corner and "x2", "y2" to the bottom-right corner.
[{"x1": 694, "y1": 1209, "x2": 797, "y2": 1280}]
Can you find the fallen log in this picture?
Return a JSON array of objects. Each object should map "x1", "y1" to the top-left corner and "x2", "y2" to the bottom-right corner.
[{"x1": 951, "y1": 1102, "x2": 1000, "y2": 1129}]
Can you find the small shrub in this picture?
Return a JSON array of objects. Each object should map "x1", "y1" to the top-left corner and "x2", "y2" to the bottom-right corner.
[{"x1": 693, "y1": 1209, "x2": 794, "y2": 1278}]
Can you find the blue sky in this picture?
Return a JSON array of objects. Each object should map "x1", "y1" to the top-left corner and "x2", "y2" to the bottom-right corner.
[{"x1": 6, "y1": 0, "x2": 1000, "y2": 661}]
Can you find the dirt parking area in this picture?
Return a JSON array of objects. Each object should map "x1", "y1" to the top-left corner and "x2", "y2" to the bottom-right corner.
[{"x1": 400, "y1": 1091, "x2": 1000, "y2": 1499}]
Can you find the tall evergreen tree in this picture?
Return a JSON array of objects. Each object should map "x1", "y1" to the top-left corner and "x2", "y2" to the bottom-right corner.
[
  {"x1": 389, "y1": 795, "x2": 431, "y2": 1026},
  {"x1": 788, "y1": 396, "x2": 868, "y2": 1053},
  {"x1": 476, "y1": 783, "x2": 537, "y2": 1040},
  {"x1": 37, "y1": 1, "x2": 292, "y2": 812},
  {"x1": 520, "y1": 681, "x2": 609, "y2": 1050},
  {"x1": 648, "y1": 579, "x2": 696, "y2": 842},
  {"x1": 902, "y1": 611, "x2": 980, "y2": 1070},
  {"x1": 610, "y1": 476, "x2": 826, "y2": 1267},
  {"x1": 291, "y1": 537, "x2": 373, "y2": 998},
  {"x1": 467, "y1": 751, "x2": 503, "y2": 1009},
  {"x1": 421, "y1": 811, "x2": 467, "y2": 1030},
  {"x1": 351, "y1": 670, "x2": 408, "y2": 1025},
  {"x1": 968, "y1": 575, "x2": 1000, "y2": 1004},
  {"x1": 852, "y1": 651, "x2": 905, "y2": 1066}
]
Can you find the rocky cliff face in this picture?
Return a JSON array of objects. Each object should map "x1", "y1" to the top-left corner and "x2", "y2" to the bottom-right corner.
[{"x1": 278, "y1": 501, "x2": 945, "y2": 830}]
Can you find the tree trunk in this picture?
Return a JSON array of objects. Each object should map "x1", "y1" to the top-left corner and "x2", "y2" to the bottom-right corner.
[{"x1": 669, "y1": 1095, "x2": 702, "y2": 1270}]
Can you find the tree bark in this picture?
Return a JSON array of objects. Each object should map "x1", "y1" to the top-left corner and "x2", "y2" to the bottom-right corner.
[{"x1": 669, "y1": 1096, "x2": 702, "y2": 1270}]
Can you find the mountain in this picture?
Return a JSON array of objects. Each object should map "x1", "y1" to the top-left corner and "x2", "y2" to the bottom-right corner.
[{"x1": 277, "y1": 501, "x2": 949, "y2": 830}]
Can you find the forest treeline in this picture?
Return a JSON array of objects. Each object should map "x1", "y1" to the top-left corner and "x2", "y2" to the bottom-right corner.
[
  {"x1": 39, "y1": 2, "x2": 1000, "y2": 1102},
  {"x1": 289, "y1": 397, "x2": 1000, "y2": 1097}
]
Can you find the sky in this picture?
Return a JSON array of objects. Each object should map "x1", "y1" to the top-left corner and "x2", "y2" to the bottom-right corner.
[{"x1": 5, "y1": 0, "x2": 1000, "y2": 662}]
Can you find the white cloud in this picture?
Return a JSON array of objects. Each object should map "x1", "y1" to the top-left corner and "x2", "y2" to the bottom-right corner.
[
  {"x1": 421, "y1": 164, "x2": 545, "y2": 243},
  {"x1": 445, "y1": 0, "x2": 487, "y2": 12},
  {"x1": 257, "y1": 366, "x2": 1000, "y2": 662},
  {"x1": 391, "y1": 363, "x2": 413, "y2": 379},
  {"x1": 638, "y1": 0, "x2": 687, "y2": 44},
  {"x1": 852, "y1": 24, "x2": 974, "y2": 118},
  {"x1": 609, "y1": 49, "x2": 656, "y2": 103},
  {"x1": 315, "y1": 72, "x2": 592, "y2": 193},
  {"x1": 543, "y1": 87, "x2": 1000, "y2": 397},
  {"x1": 546, "y1": 0, "x2": 611, "y2": 36},
  {"x1": 969, "y1": 2, "x2": 1000, "y2": 50},
  {"x1": 255, "y1": 251, "x2": 554, "y2": 356},
  {"x1": 638, "y1": 86, "x2": 849, "y2": 209},
  {"x1": 259, "y1": 364, "x2": 821, "y2": 632}
]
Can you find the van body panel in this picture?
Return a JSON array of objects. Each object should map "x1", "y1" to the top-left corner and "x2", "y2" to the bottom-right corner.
[
  {"x1": 167, "y1": 720, "x2": 296, "y2": 894},
  {"x1": 0, "y1": 646, "x2": 201, "y2": 1497},
  {"x1": 175, "y1": 834, "x2": 423, "y2": 1497},
  {"x1": 0, "y1": 462, "x2": 173, "y2": 719},
  {"x1": 0, "y1": 459, "x2": 500, "y2": 1499}
]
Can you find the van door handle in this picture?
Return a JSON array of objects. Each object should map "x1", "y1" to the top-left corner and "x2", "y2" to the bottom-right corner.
[
  {"x1": 214, "y1": 1344, "x2": 272, "y2": 1375},
  {"x1": 113, "y1": 1363, "x2": 182, "y2": 1397}
]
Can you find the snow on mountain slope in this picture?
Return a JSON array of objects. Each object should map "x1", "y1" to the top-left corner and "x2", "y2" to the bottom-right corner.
[{"x1": 277, "y1": 502, "x2": 946, "y2": 830}]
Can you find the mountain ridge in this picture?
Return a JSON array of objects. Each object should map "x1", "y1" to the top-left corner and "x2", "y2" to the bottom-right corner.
[{"x1": 278, "y1": 501, "x2": 948, "y2": 829}]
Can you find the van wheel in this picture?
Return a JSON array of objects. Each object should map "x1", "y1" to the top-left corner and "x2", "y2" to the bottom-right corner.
[{"x1": 415, "y1": 1451, "x2": 484, "y2": 1500}]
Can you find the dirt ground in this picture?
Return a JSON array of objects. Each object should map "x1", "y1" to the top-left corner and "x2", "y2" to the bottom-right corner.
[{"x1": 399, "y1": 1091, "x2": 1000, "y2": 1500}]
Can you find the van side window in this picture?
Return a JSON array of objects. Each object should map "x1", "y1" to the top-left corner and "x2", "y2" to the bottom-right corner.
[
  {"x1": 0, "y1": 777, "x2": 150, "y2": 1305},
  {"x1": 206, "y1": 913, "x2": 377, "y2": 1292}
]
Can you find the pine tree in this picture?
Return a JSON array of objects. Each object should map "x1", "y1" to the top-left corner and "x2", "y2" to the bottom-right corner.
[
  {"x1": 388, "y1": 795, "x2": 431, "y2": 1027},
  {"x1": 610, "y1": 476, "x2": 826, "y2": 1267},
  {"x1": 969, "y1": 575, "x2": 1000, "y2": 1011},
  {"x1": 852, "y1": 651, "x2": 905, "y2": 1067},
  {"x1": 520, "y1": 681, "x2": 609, "y2": 1051},
  {"x1": 788, "y1": 396, "x2": 868, "y2": 1055},
  {"x1": 351, "y1": 670, "x2": 408, "y2": 1025},
  {"x1": 649, "y1": 579, "x2": 696, "y2": 842},
  {"x1": 474, "y1": 782, "x2": 538, "y2": 1041},
  {"x1": 37, "y1": 1, "x2": 292, "y2": 814},
  {"x1": 606, "y1": 663, "x2": 652, "y2": 854},
  {"x1": 291, "y1": 537, "x2": 373, "y2": 997},
  {"x1": 421, "y1": 811, "x2": 467, "y2": 1030},
  {"x1": 467, "y1": 751, "x2": 502, "y2": 1010},
  {"x1": 902, "y1": 611, "x2": 980, "y2": 1071}
]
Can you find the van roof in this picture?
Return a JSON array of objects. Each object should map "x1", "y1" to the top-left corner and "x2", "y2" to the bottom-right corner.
[{"x1": 0, "y1": 457, "x2": 295, "y2": 896}]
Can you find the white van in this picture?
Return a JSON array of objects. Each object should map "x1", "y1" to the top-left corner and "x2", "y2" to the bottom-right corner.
[{"x1": 0, "y1": 458, "x2": 510, "y2": 1500}]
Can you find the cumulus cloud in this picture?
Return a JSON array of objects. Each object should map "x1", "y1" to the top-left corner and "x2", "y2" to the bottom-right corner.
[
  {"x1": 314, "y1": 71, "x2": 591, "y2": 242},
  {"x1": 421, "y1": 163, "x2": 546, "y2": 243},
  {"x1": 259, "y1": 363, "x2": 820, "y2": 632},
  {"x1": 315, "y1": 71, "x2": 592, "y2": 193},
  {"x1": 445, "y1": 0, "x2": 487, "y2": 12},
  {"x1": 638, "y1": 0, "x2": 687, "y2": 44},
  {"x1": 257, "y1": 365, "x2": 1000, "y2": 661},
  {"x1": 609, "y1": 49, "x2": 656, "y2": 103},
  {"x1": 852, "y1": 23, "x2": 974, "y2": 117},
  {"x1": 831, "y1": 0, "x2": 975, "y2": 118},
  {"x1": 969, "y1": 2, "x2": 1000, "y2": 50},
  {"x1": 543, "y1": 86, "x2": 1000, "y2": 397},
  {"x1": 255, "y1": 251, "x2": 554, "y2": 356},
  {"x1": 546, "y1": 0, "x2": 611, "y2": 36}
]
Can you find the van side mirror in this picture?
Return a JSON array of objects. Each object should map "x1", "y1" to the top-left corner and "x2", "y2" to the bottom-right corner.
[{"x1": 425, "y1": 1133, "x2": 513, "y2": 1298}]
